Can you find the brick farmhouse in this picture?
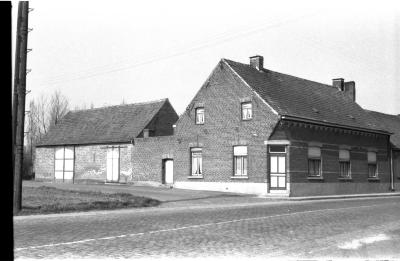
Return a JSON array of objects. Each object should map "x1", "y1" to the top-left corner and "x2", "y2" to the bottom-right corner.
[
  {"x1": 35, "y1": 55, "x2": 400, "y2": 197},
  {"x1": 35, "y1": 99, "x2": 178, "y2": 185}
]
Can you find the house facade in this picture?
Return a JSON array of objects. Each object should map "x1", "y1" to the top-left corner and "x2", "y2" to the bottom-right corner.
[
  {"x1": 34, "y1": 55, "x2": 399, "y2": 197},
  {"x1": 172, "y1": 56, "x2": 396, "y2": 196},
  {"x1": 35, "y1": 99, "x2": 178, "y2": 185}
]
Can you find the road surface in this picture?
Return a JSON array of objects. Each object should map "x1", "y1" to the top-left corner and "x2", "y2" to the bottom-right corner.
[{"x1": 14, "y1": 196, "x2": 400, "y2": 259}]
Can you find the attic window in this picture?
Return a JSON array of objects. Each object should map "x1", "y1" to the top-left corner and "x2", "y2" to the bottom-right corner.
[{"x1": 312, "y1": 108, "x2": 319, "y2": 113}]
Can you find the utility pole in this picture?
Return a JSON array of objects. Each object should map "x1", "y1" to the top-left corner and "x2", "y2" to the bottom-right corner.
[
  {"x1": 12, "y1": 1, "x2": 23, "y2": 176},
  {"x1": 13, "y1": 1, "x2": 30, "y2": 214}
]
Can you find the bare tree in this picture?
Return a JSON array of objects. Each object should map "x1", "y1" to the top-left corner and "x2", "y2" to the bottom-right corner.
[
  {"x1": 25, "y1": 90, "x2": 71, "y2": 178},
  {"x1": 48, "y1": 90, "x2": 69, "y2": 127}
]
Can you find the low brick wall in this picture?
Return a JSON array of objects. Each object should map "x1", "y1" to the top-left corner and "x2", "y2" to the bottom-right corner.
[{"x1": 130, "y1": 136, "x2": 175, "y2": 184}]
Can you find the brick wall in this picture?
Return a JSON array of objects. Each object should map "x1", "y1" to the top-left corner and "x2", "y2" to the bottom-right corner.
[
  {"x1": 270, "y1": 123, "x2": 392, "y2": 196},
  {"x1": 35, "y1": 143, "x2": 133, "y2": 184},
  {"x1": 131, "y1": 136, "x2": 175, "y2": 184},
  {"x1": 174, "y1": 60, "x2": 279, "y2": 185}
]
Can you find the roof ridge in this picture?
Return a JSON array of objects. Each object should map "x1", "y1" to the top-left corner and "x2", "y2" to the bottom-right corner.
[
  {"x1": 71, "y1": 98, "x2": 168, "y2": 113},
  {"x1": 224, "y1": 58, "x2": 336, "y2": 90}
]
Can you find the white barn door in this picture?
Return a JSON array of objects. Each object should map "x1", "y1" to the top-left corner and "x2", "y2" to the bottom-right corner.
[
  {"x1": 165, "y1": 159, "x2": 173, "y2": 184},
  {"x1": 106, "y1": 147, "x2": 120, "y2": 182}
]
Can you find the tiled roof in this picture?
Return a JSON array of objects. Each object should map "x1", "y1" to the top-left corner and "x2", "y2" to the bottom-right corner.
[
  {"x1": 223, "y1": 59, "x2": 388, "y2": 134},
  {"x1": 37, "y1": 99, "x2": 168, "y2": 146},
  {"x1": 365, "y1": 110, "x2": 400, "y2": 149}
]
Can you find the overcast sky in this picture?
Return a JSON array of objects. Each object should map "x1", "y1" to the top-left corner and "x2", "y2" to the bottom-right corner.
[{"x1": 12, "y1": 0, "x2": 400, "y2": 115}]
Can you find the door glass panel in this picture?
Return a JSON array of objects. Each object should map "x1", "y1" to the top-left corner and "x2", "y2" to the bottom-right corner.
[
  {"x1": 278, "y1": 156, "x2": 286, "y2": 173},
  {"x1": 64, "y1": 171, "x2": 73, "y2": 180},
  {"x1": 106, "y1": 157, "x2": 113, "y2": 181},
  {"x1": 55, "y1": 159, "x2": 64, "y2": 171},
  {"x1": 112, "y1": 158, "x2": 119, "y2": 181},
  {"x1": 271, "y1": 176, "x2": 278, "y2": 187},
  {"x1": 270, "y1": 156, "x2": 278, "y2": 173},
  {"x1": 55, "y1": 171, "x2": 63, "y2": 179},
  {"x1": 64, "y1": 147, "x2": 74, "y2": 159},
  {"x1": 55, "y1": 148, "x2": 64, "y2": 159},
  {"x1": 278, "y1": 176, "x2": 286, "y2": 188},
  {"x1": 64, "y1": 159, "x2": 74, "y2": 171}
]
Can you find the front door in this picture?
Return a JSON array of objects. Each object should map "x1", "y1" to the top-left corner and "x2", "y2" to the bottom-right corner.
[
  {"x1": 106, "y1": 147, "x2": 119, "y2": 182},
  {"x1": 269, "y1": 154, "x2": 287, "y2": 190},
  {"x1": 163, "y1": 159, "x2": 173, "y2": 184}
]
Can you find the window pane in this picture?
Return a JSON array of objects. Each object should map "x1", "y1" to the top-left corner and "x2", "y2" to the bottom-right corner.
[
  {"x1": 278, "y1": 156, "x2": 286, "y2": 173},
  {"x1": 55, "y1": 159, "x2": 64, "y2": 171},
  {"x1": 64, "y1": 159, "x2": 74, "y2": 171},
  {"x1": 55, "y1": 148, "x2": 64, "y2": 159},
  {"x1": 198, "y1": 157, "x2": 202, "y2": 174},
  {"x1": 196, "y1": 108, "x2": 204, "y2": 124},
  {"x1": 235, "y1": 156, "x2": 242, "y2": 175},
  {"x1": 64, "y1": 147, "x2": 74, "y2": 159},
  {"x1": 270, "y1": 156, "x2": 278, "y2": 173},
  {"x1": 243, "y1": 157, "x2": 247, "y2": 175}
]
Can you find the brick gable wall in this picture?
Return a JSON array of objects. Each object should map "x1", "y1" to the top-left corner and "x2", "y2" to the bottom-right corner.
[
  {"x1": 173, "y1": 60, "x2": 279, "y2": 187},
  {"x1": 138, "y1": 100, "x2": 179, "y2": 138}
]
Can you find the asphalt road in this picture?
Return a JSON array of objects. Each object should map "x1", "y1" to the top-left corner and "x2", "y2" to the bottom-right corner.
[{"x1": 14, "y1": 197, "x2": 400, "y2": 259}]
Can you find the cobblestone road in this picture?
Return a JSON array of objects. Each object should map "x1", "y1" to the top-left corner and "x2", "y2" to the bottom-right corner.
[{"x1": 14, "y1": 197, "x2": 400, "y2": 259}]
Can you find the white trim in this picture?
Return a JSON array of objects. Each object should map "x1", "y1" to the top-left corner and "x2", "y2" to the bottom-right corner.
[
  {"x1": 174, "y1": 181, "x2": 270, "y2": 196},
  {"x1": 222, "y1": 59, "x2": 279, "y2": 115},
  {"x1": 264, "y1": 140, "x2": 291, "y2": 145}
]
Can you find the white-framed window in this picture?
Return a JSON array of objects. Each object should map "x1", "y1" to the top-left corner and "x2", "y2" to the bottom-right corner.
[
  {"x1": 368, "y1": 151, "x2": 377, "y2": 178},
  {"x1": 339, "y1": 149, "x2": 351, "y2": 178},
  {"x1": 195, "y1": 107, "x2": 204, "y2": 124},
  {"x1": 55, "y1": 146, "x2": 74, "y2": 181},
  {"x1": 241, "y1": 102, "x2": 252, "y2": 120},
  {"x1": 191, "y1": 148, "x2": 202, "y2": 176},
  {"x1": 234, "y1": 146, "x2": 248, "y2": 176},
  {"x1": 308, "y1": 147, "x2": 321, "y2": 177}
]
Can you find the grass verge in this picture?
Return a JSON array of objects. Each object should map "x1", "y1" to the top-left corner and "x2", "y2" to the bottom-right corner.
[{"x1": 17, "y1": 186, "x2": 160, "y2": 216}]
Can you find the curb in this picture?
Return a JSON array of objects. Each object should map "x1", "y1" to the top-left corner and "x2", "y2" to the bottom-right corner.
[{"x1": 14, "y1": 193, "x2": 400, "y2": 220}]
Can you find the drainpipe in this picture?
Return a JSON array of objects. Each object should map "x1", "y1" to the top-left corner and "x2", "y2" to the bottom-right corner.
[{"x1": 390, "y1": 148, "x2": 394, "y2": 191}]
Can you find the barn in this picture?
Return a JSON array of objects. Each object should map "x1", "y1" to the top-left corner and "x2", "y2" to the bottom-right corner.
[{"x1": 35, "y1": 98, "x2": 178, "y2": 185}]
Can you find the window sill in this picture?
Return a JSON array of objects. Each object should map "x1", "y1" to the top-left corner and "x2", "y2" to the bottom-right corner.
[
  {"x1": 307, "y1": 176, "x2": 324, "y2": 181},
  {"x1": 231, "y1": 176, "x2": 249, "y2": 180},
  {"x1": 188, "y1": 175, "x2": 203, "y2": 179},
  {"x1": 338, "y1": 178, "x2": 353, "y2": 181},
  {"x1": 368, "y1": 177, "x2": 380, "y2": 182}
]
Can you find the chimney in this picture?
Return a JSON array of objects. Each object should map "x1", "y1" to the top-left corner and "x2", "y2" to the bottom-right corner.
[
  {"x1": 332, "y1": 78, "x2": 344, "y2": 91},
  {"x1": 250, "y1": 55, "x2": 263, "y2": 70},
  {"x1": 344, "y1": 81, "x2": 356, "y2": 102},
  {"x1": 143, "y1": 129, "x2": 149, "y2": 138}
]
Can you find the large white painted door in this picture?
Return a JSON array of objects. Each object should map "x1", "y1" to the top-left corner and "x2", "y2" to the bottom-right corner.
[
  {"x1": 106, "y1": 147, "x2": 119, "y2": 182},
  {"x1": 165, "y1": 160, "x2": 173, "y2": 184},
  {"x1": 269, "y1": 155, "x2": 287, "y2": 190}
]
